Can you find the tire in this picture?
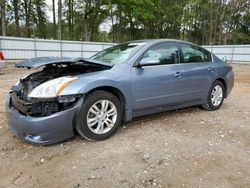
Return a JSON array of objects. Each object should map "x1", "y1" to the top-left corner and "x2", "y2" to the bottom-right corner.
[
  {"x1": 76, "y1": 90, "x2": 123, "y2": 141},
  {"x1": 202, "y1": 80, "x2": 225, "y2": 111}
]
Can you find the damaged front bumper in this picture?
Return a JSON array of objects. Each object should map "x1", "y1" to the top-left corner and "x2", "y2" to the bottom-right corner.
[{"x1": 5, "y1": 94, "x2": 83, "y2": 145}]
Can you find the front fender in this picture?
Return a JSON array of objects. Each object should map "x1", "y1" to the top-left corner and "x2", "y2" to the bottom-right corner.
[
  {"x1": 60, "y1": 69, "x2": 129, "y2": 96},
  {"x1": 59, "y1": 63, "x2": 133, "y2": 121}
]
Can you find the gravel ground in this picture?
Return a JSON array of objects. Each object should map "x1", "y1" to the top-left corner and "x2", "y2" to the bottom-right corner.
[{"x1": 0, "y1": 64, "x2": 249, "y2": 188}]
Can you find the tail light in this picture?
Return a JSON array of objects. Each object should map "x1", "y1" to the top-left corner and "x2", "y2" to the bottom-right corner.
[{"x1": 0, "y1": 52, "x2": 4, "y2": 60}]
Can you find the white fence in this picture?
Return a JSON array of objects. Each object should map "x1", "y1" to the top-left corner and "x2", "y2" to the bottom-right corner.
[
  {"x1": 0, "y1": 36, "x2": 249, "y2": 63},
  {"x1": 0, "y1": 36, "x2": 115, "y2": 61},
  {"x1": 203, "y1": 45, "x2": 250, "y2": 63}
]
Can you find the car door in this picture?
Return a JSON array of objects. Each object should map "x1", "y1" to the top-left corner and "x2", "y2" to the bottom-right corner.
[
  {"x1": 131, "y1": 42, "x2": 185, "y2": 111},
  {"x1": 177, "y1": 43, "x2": 217, "y2": 102}
]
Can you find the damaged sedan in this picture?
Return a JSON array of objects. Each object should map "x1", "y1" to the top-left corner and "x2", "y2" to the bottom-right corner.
[{"x1": 5, "y1": 39, "x2": 234, "y2": 145}]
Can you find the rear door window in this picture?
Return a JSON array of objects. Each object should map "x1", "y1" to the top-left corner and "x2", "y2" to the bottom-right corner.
[{"x1": 180, "y1": 43, "x2": 212, "y2": 63}]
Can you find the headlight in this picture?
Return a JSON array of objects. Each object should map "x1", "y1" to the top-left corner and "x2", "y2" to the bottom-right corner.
[{"x1": 28, "y1": 76, "x2": 78, "y2": 98}]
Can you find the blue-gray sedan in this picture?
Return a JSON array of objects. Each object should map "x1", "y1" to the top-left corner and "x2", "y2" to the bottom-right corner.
[{"x1": 5, "y1": 39, "x2": 234, "y2": 145}]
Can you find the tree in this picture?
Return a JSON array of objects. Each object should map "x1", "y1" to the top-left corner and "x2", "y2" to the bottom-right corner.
[
  {"x1": 235, "y1": 12, "x2": 250, "y2": 44},
  {"x1": 82, "y1": 0, "x2": 109, "y2": 41},
  {"x1": 209, "y1": 0, "x2": 213, "y2": 44},
  {"x1": 66, "y1": 0, "x2": 74, "y2": 39},
  {"x1": 1, "y1": 0, "x2": 6, "y2": 36},
  {"x1": 58, "y1": 0, "x2": 62, "y2": 39},
  {"x1": 23, "y1": 0, "x2": 32, "y2": 37},
  {"x1": 83, "y1": 0, "x2": 92, "y2": 41},
  {"x1": 52, "y1": 0, "x2": 56, "y2": 39},
  {"x1": 12, "y1": 0, "x2": 20, "y2": 36},
  {"x1": 1, "y1": 0, "x2": 249, "y2": 44},
  {"x1": 33, "y1": 0, "x2": 47, "y2": 38}
]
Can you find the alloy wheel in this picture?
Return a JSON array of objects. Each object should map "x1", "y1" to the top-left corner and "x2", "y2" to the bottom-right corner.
[
  {"x1": 86, "y1": 100, "x2": 117, "y2": 134},
  {"x1": 211, "y1": 85, "x2": 223, "y2": 106}
]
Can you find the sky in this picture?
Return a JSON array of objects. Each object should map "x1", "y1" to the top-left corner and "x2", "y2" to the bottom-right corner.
[{"x1": 45, "y1": 0, "x2": 56, "y2": 21}]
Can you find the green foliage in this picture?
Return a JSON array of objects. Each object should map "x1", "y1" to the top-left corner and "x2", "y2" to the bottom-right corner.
[{"x1": 2, "y1": 0, "x2": 250, "y2": 44}]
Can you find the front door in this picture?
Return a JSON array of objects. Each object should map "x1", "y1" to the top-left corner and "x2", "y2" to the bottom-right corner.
[{"x1": 131, "y1": 42, "x2": 184, "y2": 111}]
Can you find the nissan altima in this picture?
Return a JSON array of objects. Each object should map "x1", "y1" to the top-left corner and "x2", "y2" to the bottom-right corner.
[{"x1": 5, "y1": 39, "x2": 234, "y2": 145}]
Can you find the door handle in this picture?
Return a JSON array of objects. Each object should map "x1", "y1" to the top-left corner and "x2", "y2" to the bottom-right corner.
[
  {"x1": 208, "y1": 67, "x2": 216, "y2": 71},
  {"x1": 174, "y1": 72, "x2": 182, "y2": 78}
]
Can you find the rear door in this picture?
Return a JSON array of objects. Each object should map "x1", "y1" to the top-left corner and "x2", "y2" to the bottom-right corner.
[{"x1": 177, "y1": 43, "x2": 217, "y2": 102}]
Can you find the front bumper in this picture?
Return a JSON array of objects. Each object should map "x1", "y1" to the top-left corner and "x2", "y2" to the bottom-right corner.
[{"x1": 5, "y1": 94, "x2": 83, "y2": 145}]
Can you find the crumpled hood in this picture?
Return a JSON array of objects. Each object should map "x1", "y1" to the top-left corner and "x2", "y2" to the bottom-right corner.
[{"x1": 15, "y1": 56, "x2": 113, "y2": 68}]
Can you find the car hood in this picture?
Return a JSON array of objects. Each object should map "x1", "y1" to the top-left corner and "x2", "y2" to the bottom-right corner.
[{"x1": 15, "y1": 57, "x2": 113, "y2": 68}]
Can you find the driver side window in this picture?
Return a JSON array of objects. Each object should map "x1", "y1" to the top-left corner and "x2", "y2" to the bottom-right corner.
[{"x1": 141, "y1": 43, "x2": 180, "y2": 65}]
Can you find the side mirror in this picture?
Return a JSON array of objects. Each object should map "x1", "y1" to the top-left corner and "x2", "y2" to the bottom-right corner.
[{"x1": 137, "y1": 58, "x2": 160, "y2": 67}]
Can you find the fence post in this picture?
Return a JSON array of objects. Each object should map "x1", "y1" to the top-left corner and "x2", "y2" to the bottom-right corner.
[
  {"x1": 60, "y1": 40, "x2": 62, "y2": 57},
  {"x1": 231, "y1": 45, "x2": 235, "y2": 63},
  {"x1": 34, "y1": 38, "x2": 37, "y2": 58},
  {"x1": 81, "y1": 42, "x2": 84, "y2": 58},
  {"x1": 0, "y1": 37, "x2": 2, "y2": 51}
]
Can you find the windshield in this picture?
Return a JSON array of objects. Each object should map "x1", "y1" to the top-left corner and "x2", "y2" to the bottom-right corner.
[{"x1": 90, "y1": 42, "x2": 145, "y2": 64}]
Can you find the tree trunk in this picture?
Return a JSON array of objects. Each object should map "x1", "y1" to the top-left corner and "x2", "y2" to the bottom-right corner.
[
  {"x1": 57, "y1": 0, "x2": 62, "y2": 40},
  {"x1": 84, "y1": 21, "x2": 91, "y2": 41},
  {"x1": 13, "y1": 0, "x2": 20, "y2": 36},
  {"x1": 218, "y1": 0, "x2": 226, "y2": 44},
  {"x1": 67, "y1": 0, "x2": 74, "y2": 40},
  {"x1": 110, "y1": 4, "x2": 114, "y2": 43},
  {"x1": 1, "y1": 0, "x2": 6, "y2": 36},
  {"x1": 128, "y1": 14, "x2": 134, "y2": 40},
  {"x1": 24, "y1": 0, "x2": 31, "y2": 37},
  {"x1": 213, "y1": 2, "x2": 220, "y2": 44},
  {"x1": 52, "y1": 0, "x2": 56, "y2": 39},
  {"x1": 209, "y1": 0, "x2": 213, "y2": 44},
  {"x1": 35, "y1": 1, "x2": 47, "y2": 38},
  {"x1": 84, "y1": 0, "x2": 91, "y2": 41}
]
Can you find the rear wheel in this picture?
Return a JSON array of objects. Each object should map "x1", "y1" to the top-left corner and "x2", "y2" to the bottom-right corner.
[
  {"x1": 76, "y1": 90, "x2": 123, "y2": 141},
  {"x1": 202, "y1": 80, "x2": 225, "y2": 111}
]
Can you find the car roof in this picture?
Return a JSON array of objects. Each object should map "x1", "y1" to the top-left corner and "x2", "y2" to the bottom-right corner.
[{"x1": 125, "y1": 39, "x2": 198, "y2": 46}]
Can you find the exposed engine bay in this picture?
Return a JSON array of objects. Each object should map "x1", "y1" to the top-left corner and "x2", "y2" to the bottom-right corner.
[{"x1": 9, "y1": 61, "x2": 110, "y2": 117}]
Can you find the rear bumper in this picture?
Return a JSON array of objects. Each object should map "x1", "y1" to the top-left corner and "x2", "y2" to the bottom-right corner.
[
  {"x1": 225, "y1": 70, "x2": 234, "y2": 98},
  {"x1": 5, "y1": 94, "x2": 83, "y2": 145}
]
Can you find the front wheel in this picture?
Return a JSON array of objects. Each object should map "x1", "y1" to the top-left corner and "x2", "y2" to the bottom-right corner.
[
  {"x1": 76, "y1": 90, "x2": 123, "y2": 141},
  {"x1": 202, "y1": 81, "x2": 225, "y2": 111}
]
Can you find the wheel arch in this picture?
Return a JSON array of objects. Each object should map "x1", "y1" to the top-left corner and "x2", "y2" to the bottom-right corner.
[
  {"x1": 85, "y1": 86, "x2": 127, "y2": 120},
  {"x1": 215, "y1": 77, "x2": 227, "y2": 97}
]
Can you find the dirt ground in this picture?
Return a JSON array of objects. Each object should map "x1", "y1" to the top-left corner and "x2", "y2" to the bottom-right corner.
[{"x1": 0, "y1": 63, "x2": 249, "y2": 188}]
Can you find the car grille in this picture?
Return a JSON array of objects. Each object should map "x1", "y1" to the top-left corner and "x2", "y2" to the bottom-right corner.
[
  {"x1": 10, "y1": 92, "x2": 59, "y2": 116},
  {"x1": 10, "y1": 92, "x2": 33, "y2": 115}
]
